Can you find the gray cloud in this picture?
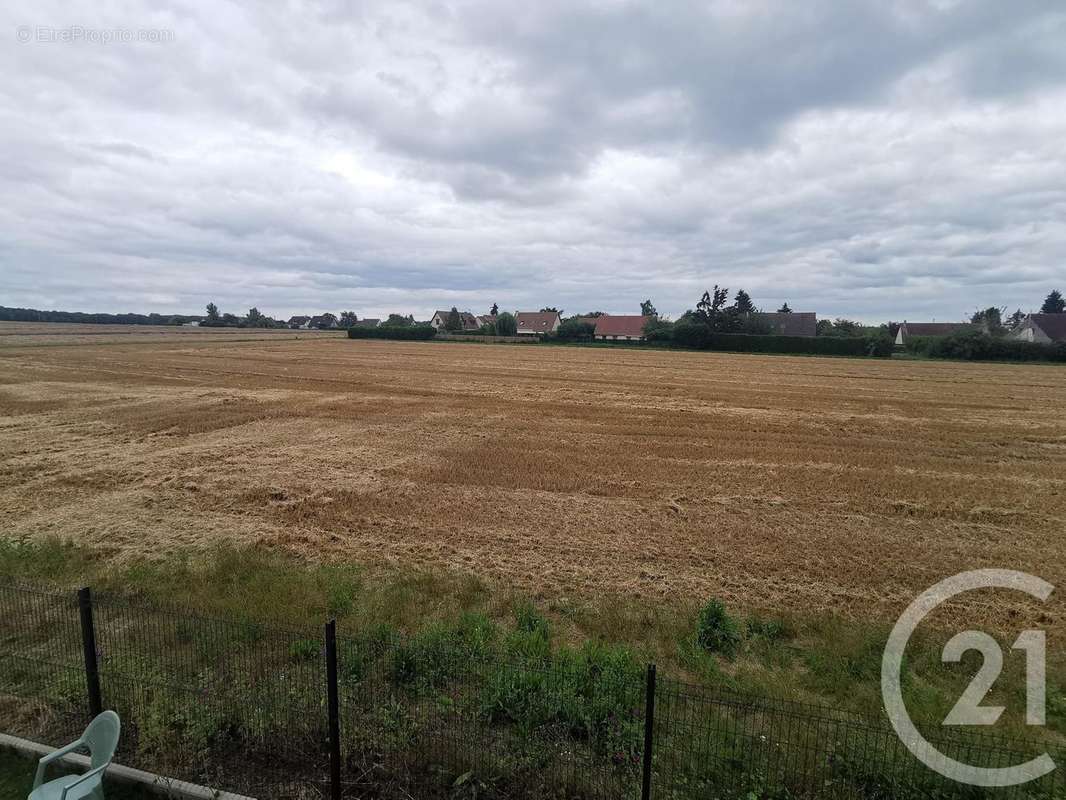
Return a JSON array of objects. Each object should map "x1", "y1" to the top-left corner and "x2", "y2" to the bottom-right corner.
[{"x1": 1, "y1": 0, "x2": 1065, "y2": 322}]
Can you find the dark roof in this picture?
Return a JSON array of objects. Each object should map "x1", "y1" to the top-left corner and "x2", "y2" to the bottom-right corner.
[
  {"x1": 515, "y1": 311, "x2": 560, "y2": 332},
  {"x1": 901, "y1": 322, "x2": 976, "y2": 337},
  {"x1": 1030, "y1": 313, "x2": 1066, "y2": 342},
  {"x1": 594, "y1": 315, "x2": 653, "y2": 338},
  {"x1": 354, "y1": 318, "x2": 379, "y2": 328},
  {"x1": 754, "y1": 312, "x2": 817, "y2": 337},
  {"x1": 433, "y1": 310, "x2": 480, "y2": 330},
  {"x1": 288, "y1": 315, "x2": 310, "y2": 324}
]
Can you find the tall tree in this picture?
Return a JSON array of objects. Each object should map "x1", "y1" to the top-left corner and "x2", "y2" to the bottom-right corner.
[
  {"x1": 1041, "y1": 290, "x2": 1065, "y2": 314},
  {"x1": 339, "y1": 311, "x2": 358, "y2": 327},
  {"x1": 1007, "y1": 309, "x2": 1026, "y2": 329},
  {"x1": 693, "y1": 287, "x2": 742, "y2": 332},
  {"x1": 495, "y1": 311, "x2": 517, "y2": 335},
  {"x1": 695, "y1": 286, "x2": 729, "y2": 322},
  {"x1": 445, "y1": 307, "x2": 463, "y2": 331},
  {"x1": 640, "y1": 299, "x2": 658, "y2": 317},
  {"x1": 245, "y1": 307, "x2": 263, "y2": 326},
  {"x1": 971, "y1": 307, "x2": 1005, "y2": 336},
  {"x1": 205, "y1": 302, "x2": 220, "y2": 322},
  {"x1": 732, "y1": 290, "x2": 755, "y2": 315},
  {"x1": 777, "y1": 302, "x2": 792, "y2": 314}
]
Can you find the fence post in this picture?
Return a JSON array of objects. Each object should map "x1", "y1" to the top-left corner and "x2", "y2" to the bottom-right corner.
[
  {"x1": 641, "y1": 663, "x2": 657, "y2": 800},
  {"x1": 77, "y1": 587, "x2": 103, "y2": 717},
  {"x1": 325, "y1": 619, "x2": 342, "y2": 800}
]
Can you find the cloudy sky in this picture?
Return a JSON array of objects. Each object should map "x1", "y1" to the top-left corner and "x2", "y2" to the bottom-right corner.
[{"x1": 3, "y1": 1, "x2": 1065, "y2": 322}]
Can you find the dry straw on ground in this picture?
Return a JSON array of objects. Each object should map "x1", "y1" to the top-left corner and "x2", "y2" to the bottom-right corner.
[{"x1": 1, "y1": 324, "x2": 1064, "y2": 629}]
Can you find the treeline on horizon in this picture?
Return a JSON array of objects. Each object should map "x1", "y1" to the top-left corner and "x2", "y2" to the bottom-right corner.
[
  {"x1": 0, "y1": 303, "x2": 356, "y2": 330},
  {"x1": 0, "y1": 305, "x2": 203, "y2": 326},
  {"x1": 0, "y1": 303, "x2": 303, "y2": 329}
]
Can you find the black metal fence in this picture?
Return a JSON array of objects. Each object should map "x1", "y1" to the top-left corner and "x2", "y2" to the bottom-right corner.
[{"x1": 0, "y1": 582, "x2": 1062, "y2": 799}]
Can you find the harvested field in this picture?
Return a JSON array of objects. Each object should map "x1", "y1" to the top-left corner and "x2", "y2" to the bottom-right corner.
[
  {"x1": 0, "y1": 320, "x2": 341, "y2": 347},
  {"x1": 1, "y1": 323, "x2": 1064, "y2": 629}
]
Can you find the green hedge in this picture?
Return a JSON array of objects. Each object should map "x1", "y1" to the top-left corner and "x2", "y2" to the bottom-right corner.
[
  {"x1": 671, "y1": 323, "x2": 892, "y2": 357},
  {"x1": 905, "y1": 330, "x2": 1066, "y2": 362},
  {"x1": 347, "y1": 324, "x2": 437, "y2": 341},
  {"x1": 554, "y1": 319, "x2": 596, "y2": 341}
]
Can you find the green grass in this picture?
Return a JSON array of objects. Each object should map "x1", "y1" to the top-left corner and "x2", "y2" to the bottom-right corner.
[
  {"x1": 4, "y1": 537, "x2": 1065, "y2": 800},
  {"x1": 0, "y1": 749, "x2": 154, "y2": 800},
  {"x1": 0, "y1": 750, "x2": 32, "y2": 800},
  {"x1": 1, "y1": 536, "x2": 1062, "y2": 743}
]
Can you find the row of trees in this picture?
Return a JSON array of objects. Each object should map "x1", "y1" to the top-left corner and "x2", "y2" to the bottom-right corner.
[
  {"x1": 0, "y1": 306, "x2": 202, "y2": 326},
  {"x1": 201, "y1": 303, "x2": 289, "y2": 328},
  {"x1": 203, "y1": 305, "x2": 362, "y2": 329}
]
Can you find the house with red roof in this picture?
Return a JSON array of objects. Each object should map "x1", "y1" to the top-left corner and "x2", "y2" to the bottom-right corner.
[
  {"x1": 515, "y1": 311, "x2": 561, "y2": 335},
  {"x1": 593, "y1": 315, "x2": 654, "y2": 341}
]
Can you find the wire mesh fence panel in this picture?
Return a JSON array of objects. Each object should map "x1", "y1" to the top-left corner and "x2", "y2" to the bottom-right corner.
[
  {"x1": 335, "y1": 629, "x2": 644, "y2": 799},
  {"x1": 89, "y1": 594, "x2": 330, "y2": 799},
  {"x1": 3, "y1": 582, "x2": 1065, "y2": 800},
  {"x1": 0, "y1": 584, "x2": 86, "y2": 747},
  {"x1": 651, "y1": 677, "x2": 1066, "y2": 800}
]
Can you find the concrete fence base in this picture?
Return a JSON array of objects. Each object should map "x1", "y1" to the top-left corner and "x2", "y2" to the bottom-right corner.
[{"x1": 0, "y1": 733, "x2": 256, "y2": 800}]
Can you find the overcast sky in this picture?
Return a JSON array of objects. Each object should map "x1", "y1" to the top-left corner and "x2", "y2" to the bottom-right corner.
[{"x1": 3, "y1": 1, "x2": 1065, "y2": 322}]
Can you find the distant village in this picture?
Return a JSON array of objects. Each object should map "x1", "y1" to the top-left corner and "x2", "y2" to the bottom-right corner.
[
  {"x1": 4, "y1": 287, "x2": 1064, "y2": 346},
  {"x1": 271, "y1": 287, "x2": 1066, "y2": 346}
]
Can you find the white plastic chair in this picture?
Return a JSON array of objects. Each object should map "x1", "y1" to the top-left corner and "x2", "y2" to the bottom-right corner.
[{"x1": 30, "y1": 711, "x2": 121, "y2": 800}]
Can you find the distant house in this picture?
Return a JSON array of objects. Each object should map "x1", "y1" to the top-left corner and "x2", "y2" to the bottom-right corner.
[
  {"x1": 308, "y1": 315, "x2": 338, "y2": 330},
  {"x1": 182, "y1": 321, "x2": 201, "y2": 327},
  {"x1": 753, "y1": 312, "x2": 817, "y2": 337},
  {"x1": 476, "y1": 314, "x2": 497, "y2": 328},
  {"x1": 594, "y1": 315, "x2": 653, "y2": 341},
  {"x1": 288, "y1": 316, "x2": 311, "y2": 329},
  {"x1": 430, "y1": 310, "x2": 480, "y2": 331},
  {"x1": 1012, "y1": 313, "x2": 1066, "y2": 344},
  {"x1": 354, "y1": 318, "x2": 380, "y2": 328},
  {"x1": 515, "y1": 311, "x2": 562, "y2": 335},
  {"x1": 894, "y1": 322, "x2": 976, "y2": 346}
]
